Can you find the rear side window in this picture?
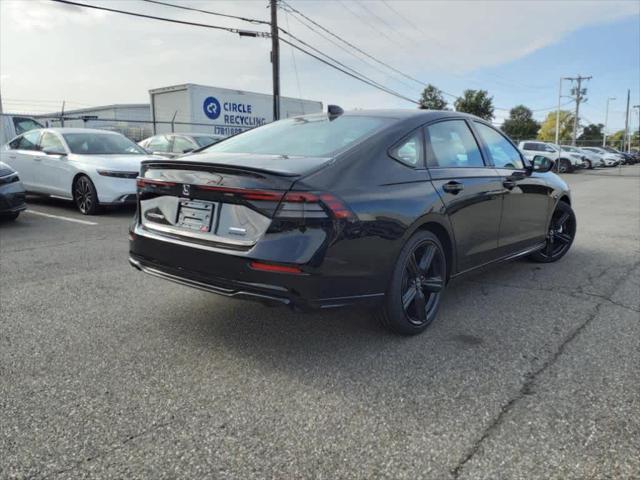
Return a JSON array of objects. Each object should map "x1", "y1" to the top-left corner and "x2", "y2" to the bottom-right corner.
[
  {"x1": 425, "y1": 120, "x2": 484, "y2": 168},
  {"x1": 389, "y1": 130, "x2": 423, "y2": 167},
  {"x1": 147, "y1": 135, "x2": 171, "y2": 152},
  {"x1": 474, "y1": 122, "x2": 524, "y2": 169},
  {"x1": 172, "y1": 136, "x2": 194, "y2": 153},
  {"x1": 522, "y1": 142, "x2": 538, "y2": 151}
]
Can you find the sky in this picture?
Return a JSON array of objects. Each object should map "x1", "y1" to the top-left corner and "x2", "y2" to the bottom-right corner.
[{"x1": 0, "y1": 0, "x2": 638, "y2": 133}]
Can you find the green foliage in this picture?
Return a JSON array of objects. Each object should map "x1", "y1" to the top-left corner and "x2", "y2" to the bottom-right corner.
[
  {"x1": 606, "y1": 130, "x2": 626, "y2": 149},
  {"x1": 537, "y1": 110, "x2": 574, "y2": 142},
  {"x1": 578, "y1": 123, "x2": 604, "y2": 142},
  {"x1": 418, "y1": 84, "x2": 448, "y2": 110},
  {"x1": 501, "y1": 105, "x2": 540, "y2": 140},
  {"x1": 453, "y1": 89, "x2": 494, "y2": 120}
]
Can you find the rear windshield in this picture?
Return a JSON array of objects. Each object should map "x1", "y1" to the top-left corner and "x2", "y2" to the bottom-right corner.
[
  {"x1": 192, "y1": 136, "x2": 220, "y2": 148},
  {"x1": 204, "y1": 114, "x2": 392, "y2": 157},
  {"x1": 63, "y1": 133, "x2": 146, "y2": 155}
]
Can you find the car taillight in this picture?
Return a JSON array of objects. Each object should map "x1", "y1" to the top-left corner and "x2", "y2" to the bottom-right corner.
[
  {"x1": 136, "y1": 178, "x2": 176, "y2": 188},
  {"x1": 275, "y1": 191, "x2": 355, "y2": 221}
]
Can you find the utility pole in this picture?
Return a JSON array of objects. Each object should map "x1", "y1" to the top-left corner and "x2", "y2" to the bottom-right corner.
[
  {"x1": 566, "y1": 75, "x2": 591, "y2": 146},
  {"x1": 270, "y1": 0, "x2": 280, "y2": 121},
  {"x1": 623, "y1": 89, "x2": 630, "y2": 152},
  {"x1": 603, "y1": 97, "x2": 616, "y2": 147}
]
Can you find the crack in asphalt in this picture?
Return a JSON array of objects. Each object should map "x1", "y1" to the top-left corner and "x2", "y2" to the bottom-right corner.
[{"x1": 451, "y1": 259, "x2": 640, "y2": 479}]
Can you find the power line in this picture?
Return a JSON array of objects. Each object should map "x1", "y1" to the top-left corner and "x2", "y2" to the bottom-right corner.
[
  {"x1": 279, "y1": 37, "x2": 419, "y2": 105},
  {"x1": 49, "y1": 0, "x2": 270, "y2": 37},
  {"x1": 133, "y1": 0, "x2": 419, "y2": 105},
  {"x1": 140, "y1": 0, "x2": 269, "y2": 25},
  {"x1": 284, "y1": 10, "x2": 305, "y2": 112},
  {"x1": 279, "y1": 3, "x2": 417, "y2": 90},
  {"x1": 282, "y1": 0, "x2": 428, "y2": 89}
]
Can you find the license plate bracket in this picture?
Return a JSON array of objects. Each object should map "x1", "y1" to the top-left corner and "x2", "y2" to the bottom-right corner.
[{"x1": 177, "y1": 199, "x2": 215, "y2": 233}]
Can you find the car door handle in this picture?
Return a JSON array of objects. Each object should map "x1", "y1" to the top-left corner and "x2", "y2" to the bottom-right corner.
[
  {"x1": 503, "y1": 179, "x2": 517, "y2": 190},
  {"x1": 443, "y1": 181, "x2": 464, "y2": 194}
]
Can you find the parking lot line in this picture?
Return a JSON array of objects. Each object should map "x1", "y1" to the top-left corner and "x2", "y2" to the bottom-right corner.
[{"x1": 25, "y1": 209, "x2": 98, "y2": 226}]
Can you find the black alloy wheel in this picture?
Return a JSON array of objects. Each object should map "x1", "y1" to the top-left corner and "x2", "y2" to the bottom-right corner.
[
  {"x1": 74, "y1": 175, "x2": 99, "y2": 215},
  {"x1": 529, "y1": 201, "x2": 576, "y2": 263},
  {"x1": 379, "y1": 231, "x2": 446, "y2": 335}
]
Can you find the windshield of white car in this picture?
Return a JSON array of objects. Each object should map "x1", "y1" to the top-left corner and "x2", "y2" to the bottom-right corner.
[
  {"x1": 192, "y1": 136, "x2": 220, "y2": 148},
  {"x1": 203, "y1": 115, "x2": 392, "y2": 157},
  {"x1": 62, "y1": 133, "x2": 146, "y2": 155}
]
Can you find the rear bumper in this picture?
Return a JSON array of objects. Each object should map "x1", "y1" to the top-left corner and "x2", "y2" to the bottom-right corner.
[{"x1": 129, "y1": 228, "x2": 386, "y2": 310}]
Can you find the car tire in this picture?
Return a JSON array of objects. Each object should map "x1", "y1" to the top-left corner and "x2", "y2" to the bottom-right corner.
[
  {"x1": 584, "y1": 159, "x2": 592, "y2": 169},
  {"x1": 73, "y1": 175, "x2": 100, "y2": 215},
  {"x1": 557, "y1": 158, "x2": 571, "y2": 173},
  {"x1": 529, "y1": 201, "x2": 576, "y2": 263},
  {"x1": 378, "y1": 231, "x2": 447, "y2": 335}
]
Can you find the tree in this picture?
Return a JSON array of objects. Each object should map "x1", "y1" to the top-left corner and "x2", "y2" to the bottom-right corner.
[
  {"x1": 501, "y1": 105, "x2": 540, "y2": 140},
  {"x1": 578, "y1": 123, "x2": 604, "y2": 144},
  {"x1": 453, "y1": 89, "x2": 494, "y2": 120},
  {"x1": 418, "y1": 84, "x2": 448, "y2": 110},
  {"x1": 537, "y1": 110, "x2": 574, "y2": 143},
  {"x1": 606, "y1": 130, "x2": 626, "y2": 149}
]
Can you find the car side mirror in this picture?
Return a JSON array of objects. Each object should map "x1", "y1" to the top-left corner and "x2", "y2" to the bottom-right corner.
[
  {"x1": 42, "y1": 146, "x2": 67, "y2": 156},
  {"x1": 532, "y1": 155, "x2": 553, "y2": 173}
]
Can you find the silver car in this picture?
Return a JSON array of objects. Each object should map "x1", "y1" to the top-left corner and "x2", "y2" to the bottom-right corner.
[{"x1": 139, "y1": 133, "x2": 224, "y2": 158}]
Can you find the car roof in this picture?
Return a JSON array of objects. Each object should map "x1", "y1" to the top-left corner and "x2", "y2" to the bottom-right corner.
[{"x1": 44, "y1": 128, "x2": 123, "y2": 135}]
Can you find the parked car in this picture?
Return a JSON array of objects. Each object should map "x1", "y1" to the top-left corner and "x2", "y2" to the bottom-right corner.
[
  {"x1": 560, "y1": 145, "x2": 597, "y2": 169},
  {"x1": 0, "y1": 128, "x2": 160, "y2": 214},
  {"x1": 581, "y1": 147, "x2": 620, "y2": 166},
  {"x1": 518, "y1": 140, "x2": 584, "y2": 173},
  {"x1": 576, "y1": 147, "x2": 606, "y2": 168},
  {"x1": 602, "y1": 146, "x2": 637, "y2": 165},
  {"x1": 1, "y1": 114, "x2": 45, "y2": 147},
  {"x1": 0, "y1": 161, "x2": 27, "y2": 221},
  {"x1": 138, "y1": 133, "x2": 224, "y2": 158},
  {"x1": 130, "y1": 109, "x2": 575, "y2": 335}
]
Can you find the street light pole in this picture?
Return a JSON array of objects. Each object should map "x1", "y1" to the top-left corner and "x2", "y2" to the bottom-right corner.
[{"x1": 603, "y1": 97, "x2": 616, "y2": 147}]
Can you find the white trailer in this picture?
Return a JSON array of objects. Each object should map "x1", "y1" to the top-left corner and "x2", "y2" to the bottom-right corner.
[{"x1": 149, "y1": 84, "x2": 322, "y2": 137}]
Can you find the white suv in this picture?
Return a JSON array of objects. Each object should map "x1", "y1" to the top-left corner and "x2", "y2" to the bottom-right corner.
[{"x1": 518, "y1": 140, "x2": 585, "y2": 173}]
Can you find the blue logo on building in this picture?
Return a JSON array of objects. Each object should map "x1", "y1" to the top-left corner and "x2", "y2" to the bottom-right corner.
[{"x1": 203, "y1": 96, "x2": 221, "y2": 120}]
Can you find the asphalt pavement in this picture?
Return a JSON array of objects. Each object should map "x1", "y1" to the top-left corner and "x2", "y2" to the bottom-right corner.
[{"x1": 1, "y1": 166, "x2": 639, "y2": 479}]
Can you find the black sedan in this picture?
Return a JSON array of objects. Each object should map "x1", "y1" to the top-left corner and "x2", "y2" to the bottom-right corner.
[
  {"x1": 0, "y1": 161, "x2": 27, "y2": 221},
  {"x1": 129, "y1": 109, "x2": 576, "y2": 335}
]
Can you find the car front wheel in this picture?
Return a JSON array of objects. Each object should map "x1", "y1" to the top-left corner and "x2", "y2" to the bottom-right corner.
[
  {"x1": 557, "y1": 159, "x2": 571, "y2": 173},
  {"x1": 378, "y1": 231, "x2": 447, "y2": 335},
  {"x1": 529, "y1": 201, "x2": 576, "y2": 263},
  {"x1": 73, "y1": 175, "x2": 100, "y2": 215}
]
